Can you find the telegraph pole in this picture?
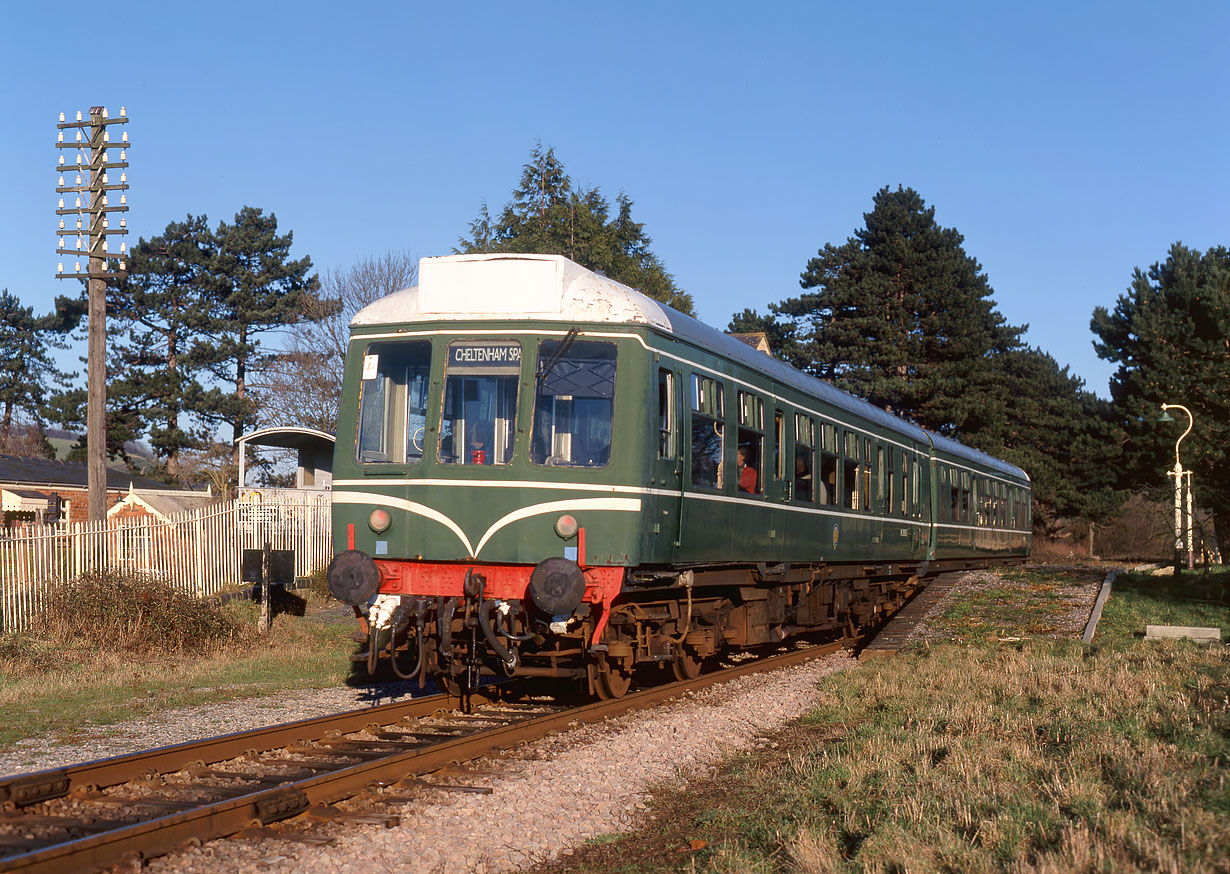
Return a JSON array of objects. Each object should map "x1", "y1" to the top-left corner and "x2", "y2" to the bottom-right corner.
[{"x1": 55, "y1": 107, "x2": 130, "y2": 521}]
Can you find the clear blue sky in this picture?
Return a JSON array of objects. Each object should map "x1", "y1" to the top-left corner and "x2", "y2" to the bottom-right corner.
[{"x1": 2, "y1": 1, "x2": 1226, "y2": 401}]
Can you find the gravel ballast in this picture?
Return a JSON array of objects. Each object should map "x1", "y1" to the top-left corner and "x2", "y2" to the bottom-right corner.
[{"x1": 118, "y1": 651, "x2": 854, "y2": 874}]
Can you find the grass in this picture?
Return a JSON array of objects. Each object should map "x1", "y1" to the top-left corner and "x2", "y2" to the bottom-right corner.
[
  {"x1": 0, "y1": 571, "x2": 358, "y2": 751},
  {"x1": 533, "y1": 569, "x2": 1229, "y2": 874}
]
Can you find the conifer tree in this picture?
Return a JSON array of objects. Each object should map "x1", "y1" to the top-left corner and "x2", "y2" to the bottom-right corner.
[
  {"x1": 108, "y1": 214, "x2": 215, "y2": 477},
  {"x1": 1091, "y1": 242, "x2": 1230, "y2": 551},
  {"x1": 187, "y1": 207, "x2": 322, "y2": 452},
  {"x1": 778, "y1": 185, "x2": 1024, "y2": 437},
  {"x1": 459, "y1": 144, "x2": 694, "y2": 314},
  {"x1": 0, "y1": 289, "x2": 78, "y2": 456}
]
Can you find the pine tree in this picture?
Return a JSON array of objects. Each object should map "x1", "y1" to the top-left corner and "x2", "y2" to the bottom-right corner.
[
  {"x1": 187, "y1": 207, "x2": 322, "y2": 452},
  {"x1": 0, "y1": 289, "x2": 77, "y2": 456},
  {"x1": 108, "y1": 215, "x2": 215, "y2": 476},
  {"x1": 1091, "y1": 242, "x2": 1230, "y2": 551},
  {"x1": 458, "y1": 144, "x2": 694, "y2": 314},
  {"x1": 779, "y1": 186, "x2": 1024, "y2": 436}
]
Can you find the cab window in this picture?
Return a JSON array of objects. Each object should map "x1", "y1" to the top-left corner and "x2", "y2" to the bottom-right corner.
[
  {"x1": 440, "y1": 340, "x2": 521, "y2": 465},
  {"x1": 355, "y1": 340, "x2": 431, "y2": 464},
  {"x1": 531, "y1": 339, "x2": 617, "y2": 468}
]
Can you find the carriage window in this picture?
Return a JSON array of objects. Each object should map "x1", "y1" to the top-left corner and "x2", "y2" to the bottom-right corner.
[
  {"x1": 794, "y1": 414, "x2": 815, "y2": 503},
  {"x1": 861, "y1": 438, "x2": 872, "y2": 513},
  {"x1": 774, "y1": 410, "x2": 786, "y2": 481},
  {"x1": 819, "y1": 423, "x2": 838, "y2": 506},
  {"x1": 911, "y1": 459, "x2": 921, "y2": 519},
  {"x1": 356, "y1": 340, "x2": 432, "y2": 465},
  {"x1": 440, "y1": 340, "x2": 521, "y2": 465},
  {"x1": 690, "y1": 374, "x2": 724, "y2": 490},
  {"x1": 884, "y1": 447, "x2": 894, "y2": 516},
  {"x1": 842, "y1": 431, "x2": 860, "y2": 510},
  {"x1": 657, "y1": 369, "x2": 674, "y2": 459},
  {"x1": 899, "y1": 451, "x2": 909, "y2": 516},
  {"x1": 736, "y1": 391, "x2": 763, "y2": 495},
  {"x1": 531, "y1": 340, "x2": 616, "y2": 468}
]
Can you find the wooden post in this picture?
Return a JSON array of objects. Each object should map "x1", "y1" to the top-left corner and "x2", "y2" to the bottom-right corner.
[{"x1": 259, "y1": 540, "x2": 272, "y2": 634}]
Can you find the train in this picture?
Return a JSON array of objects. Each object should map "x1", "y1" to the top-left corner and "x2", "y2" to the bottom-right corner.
[{"x1": 326, "y1": 253, "x2": 1031, "y2": 698}]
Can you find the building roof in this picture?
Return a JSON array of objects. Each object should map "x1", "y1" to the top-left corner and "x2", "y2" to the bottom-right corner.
[
  {"x1": 234, "y1": 427, "x2": 336, "y2": 451},
  {"x1": 0, "y1": 455, "x2": 190, "y2": 492},
  {"x1": 108, "y1": 488, "x2": 219, "y2": 520}
]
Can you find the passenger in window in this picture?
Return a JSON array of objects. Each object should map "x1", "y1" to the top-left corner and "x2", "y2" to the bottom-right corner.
[
  {"x1": 469, "y1": 425, "x2": 490, "y2": 465},
  {"x1": 737, "y1": 447, "x2": 758, "y2": 493}
]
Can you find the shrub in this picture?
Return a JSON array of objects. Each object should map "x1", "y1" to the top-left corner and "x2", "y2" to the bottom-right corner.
[{"x1": 35, "y1": 569, "x2": 249, "y2": 655}]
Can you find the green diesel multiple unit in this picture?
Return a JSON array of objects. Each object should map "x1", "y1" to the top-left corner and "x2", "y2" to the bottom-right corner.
[{"x1": 327, "y1": 253, "x2": 1031, "y2": 697}]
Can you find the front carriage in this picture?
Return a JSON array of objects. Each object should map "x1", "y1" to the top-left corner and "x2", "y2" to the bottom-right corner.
[{"x1": 327, "y1": 253, "x2": 1031, "y2": 697}]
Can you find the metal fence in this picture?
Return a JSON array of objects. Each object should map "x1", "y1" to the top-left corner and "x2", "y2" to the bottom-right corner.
[{"x1": 0, "y1": 490, "x2": 333, "y2": 633}]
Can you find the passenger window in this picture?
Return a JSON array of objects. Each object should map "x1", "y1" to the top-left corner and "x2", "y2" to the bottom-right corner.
[
  {"x1": 774, "y1": 410, "x2": 786, "y2": 481},
  {"x1": 885, "y1": 447, "x2": 894, "y2": 516},
  {"x1": 690, "y1": 374, "x2": 724, "y2": 490},
  {"x1": 356, "y1": 340, "x2": 432, "y2": 465},
  {"x1": 819, "y1": 424, "x2": 838, "y2": 507},
  {"x1": 531, "y1": 339, "x2": 617, "y2": 468},
  {"x1": 875, "y1": 445, "x2": 886, "y2": 514},
  {"x1": 861, "y1": 438, "x2": 872, "y2": 513},
  {"x1": 657, "y1": 369, "x2": 674, "y2": 459},
  {"x1": 842, "y1": 431, "x2": 860, "y2": 510},
  {"x1": 736, "y1": 391, "x2": 763, "y2": 495},
  {"x1": 794, "y1": 414, "x2": 815, "y2": 503},
  {"x1": 440, "y1": 340, "x2": 521, "y2": 465}
]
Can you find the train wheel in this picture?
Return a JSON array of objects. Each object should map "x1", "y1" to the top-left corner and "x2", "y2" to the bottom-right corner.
[
  {"x1": 671, "y1": 646, "x2": 703, "y2": 681},
  {"x1": 594, "y1": 661, "x2": 633, "y2": 700}
]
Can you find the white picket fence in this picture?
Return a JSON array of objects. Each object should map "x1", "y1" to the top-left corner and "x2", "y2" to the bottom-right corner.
[{"x1": 0, "y1": 490, "x2": 333, "y2": 633}]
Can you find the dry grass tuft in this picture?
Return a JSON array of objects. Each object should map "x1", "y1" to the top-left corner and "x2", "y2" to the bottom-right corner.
[{"x1": 33, "y1": 569, "x2": 250, "y2": 655}]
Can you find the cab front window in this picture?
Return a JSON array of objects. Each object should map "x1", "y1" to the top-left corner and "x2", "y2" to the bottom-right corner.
[
  {"x1": 531, "y1": 339, "x2": 617, "y2": 468},
  {"x1": 440, "y1": 340, "x2": 521, "y2": 465},
  {"x1": 355, "y1": 341, "x2": 432, "y2": 464}
]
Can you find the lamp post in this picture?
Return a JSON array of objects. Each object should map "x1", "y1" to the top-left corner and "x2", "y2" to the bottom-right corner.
[{"x1": 1156, "y1": 403, "x2": 1194, "y2": 572}]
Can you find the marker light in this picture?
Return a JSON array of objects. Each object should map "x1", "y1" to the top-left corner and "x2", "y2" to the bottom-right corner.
[
  {"x1": 554, "y1": 514, "x2": 579, "y2": 538},
  {"x1": 368, "y1": 508, "x2": 391, "y2": 533}
]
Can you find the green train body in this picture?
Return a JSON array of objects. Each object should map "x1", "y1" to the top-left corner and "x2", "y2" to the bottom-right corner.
[{"x1": 327, "y1": 254, "x2": 1030, "y2": 697}]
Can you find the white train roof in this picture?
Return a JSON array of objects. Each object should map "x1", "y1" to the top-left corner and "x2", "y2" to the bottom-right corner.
[
  {"x1": 352, "y1": 253, "x2": 1028, "y2": 483},
  {"x1": 352, "y1": 253, "x2": 672, "y2": 330}
]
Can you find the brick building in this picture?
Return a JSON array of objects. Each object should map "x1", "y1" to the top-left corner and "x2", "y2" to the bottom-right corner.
[{"x1": 0, "y1": 455, "x2": 211, "y2": 526}]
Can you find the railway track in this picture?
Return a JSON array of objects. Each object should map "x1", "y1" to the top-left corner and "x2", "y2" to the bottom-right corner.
[{"x1": 0, "y1": 636, "x2": 856, "y2": 874}]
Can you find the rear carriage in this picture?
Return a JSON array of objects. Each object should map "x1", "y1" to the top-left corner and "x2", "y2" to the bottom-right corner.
[{"x1": 327, "y1": 253, "x2": 1030, "y2": 697}]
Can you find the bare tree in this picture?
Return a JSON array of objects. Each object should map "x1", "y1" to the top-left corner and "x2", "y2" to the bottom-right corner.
[{"x1": 252, "y1": 251, "x2": 418, "y2": 433}]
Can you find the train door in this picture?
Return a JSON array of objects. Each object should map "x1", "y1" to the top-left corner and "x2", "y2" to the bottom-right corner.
[
  {"x1": 653, "y1": 365, "x2": 685, "y2": 555},
  {"x1": 763, "y1": 402, "x2": 787, "y2": 562}
]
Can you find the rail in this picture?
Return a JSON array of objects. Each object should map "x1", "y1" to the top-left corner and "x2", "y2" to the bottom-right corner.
[{"x1": 0, "y1": 637, "x2": 854, "y2": 873}]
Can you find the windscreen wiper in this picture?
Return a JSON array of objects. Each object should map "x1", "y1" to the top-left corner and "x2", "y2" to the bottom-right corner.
[{"x1": 535, "y1": 327, "x2": 579, "y2": 381}]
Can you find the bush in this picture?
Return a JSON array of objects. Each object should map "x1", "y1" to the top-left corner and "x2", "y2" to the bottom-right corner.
[{"x1": 35, "y1": 569, "x2": 249, "y2": 655}]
